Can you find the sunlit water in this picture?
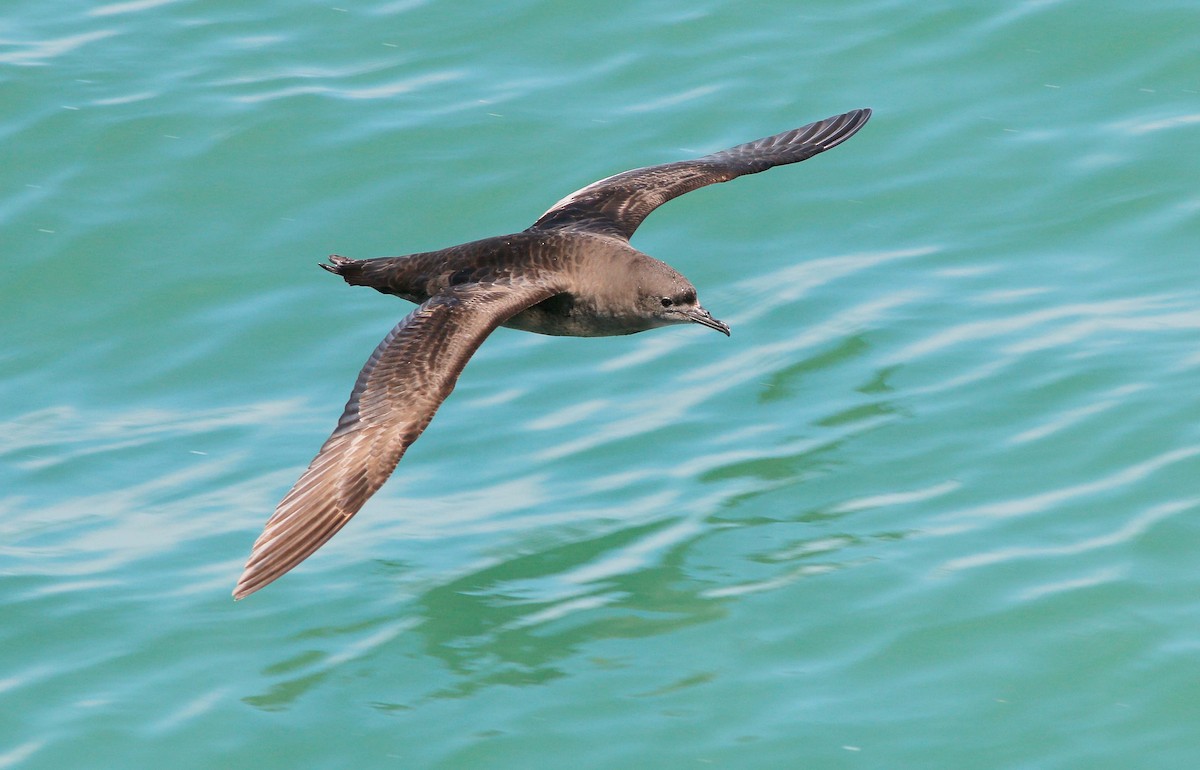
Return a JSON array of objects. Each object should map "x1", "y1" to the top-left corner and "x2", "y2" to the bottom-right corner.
[{"x1": 3, "y1": 0, "x2": 1198, "y2": 767}]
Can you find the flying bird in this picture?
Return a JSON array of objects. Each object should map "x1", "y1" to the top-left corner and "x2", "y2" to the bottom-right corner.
[{"x1": 234, "y1": 107, "x2": 872, "y2": 599}]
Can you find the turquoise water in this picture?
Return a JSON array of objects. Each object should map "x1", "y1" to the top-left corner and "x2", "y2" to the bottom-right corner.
[{"x1": 3, "y1": 0, "x2": 1198, "y2": 766}]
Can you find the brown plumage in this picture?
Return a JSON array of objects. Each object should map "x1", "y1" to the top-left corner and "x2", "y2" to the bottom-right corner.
[{"x1": 233, "y1": 108, "x2": 871, "y2": 599}]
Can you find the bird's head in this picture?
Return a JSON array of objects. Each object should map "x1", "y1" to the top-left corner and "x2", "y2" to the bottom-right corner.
[{"x1": 634, "y1": 262, "x2": 730, "y2": 336}]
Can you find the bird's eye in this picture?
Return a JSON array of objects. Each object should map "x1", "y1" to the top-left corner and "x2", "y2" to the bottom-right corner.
[{"x1": 660, "y1": 297, "x2": 673, "y2": 307}]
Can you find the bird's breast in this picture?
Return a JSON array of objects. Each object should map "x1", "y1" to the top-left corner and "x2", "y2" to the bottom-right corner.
[{"x1": 503, "y1": 293, "x2": 649, "y2": 337}]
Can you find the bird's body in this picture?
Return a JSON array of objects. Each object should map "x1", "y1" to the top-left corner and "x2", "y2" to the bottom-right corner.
[
  {"x1": 330, "y1": 229, "x2": 702, "y2": 337},
  {"x1": 234, "y1": 108, "x2": 872, "y2": 599}
]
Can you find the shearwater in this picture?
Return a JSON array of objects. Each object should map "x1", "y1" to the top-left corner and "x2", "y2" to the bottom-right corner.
[{"x1": 234, "y1": 108, "x2": 872, "y2": 599}]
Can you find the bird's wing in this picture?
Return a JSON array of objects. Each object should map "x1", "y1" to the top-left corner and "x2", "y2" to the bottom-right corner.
[
  {"x1": 530, "y1": 108, "x2": 871, "y2": 240},
  {"x1": 233, "y1": 278, "x2": 561, "y2": 599}
]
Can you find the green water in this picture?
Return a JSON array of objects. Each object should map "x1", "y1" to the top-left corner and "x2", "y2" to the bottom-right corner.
[{"x1": 3, "y1": 0, "x2": 1198, "y2": 767}]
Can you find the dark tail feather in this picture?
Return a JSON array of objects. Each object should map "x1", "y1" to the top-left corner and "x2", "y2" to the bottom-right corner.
[
  {"x1": 319, "y1": 253, "x2": 420, "y2": 296},
  {"x1": 319, "y1": 254, "x2": 370, "y2": 286}
]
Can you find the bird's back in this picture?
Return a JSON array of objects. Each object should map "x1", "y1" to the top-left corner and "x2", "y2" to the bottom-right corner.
[{"x1": 326, "y1": 229, "x2": 656, "y2": 336}]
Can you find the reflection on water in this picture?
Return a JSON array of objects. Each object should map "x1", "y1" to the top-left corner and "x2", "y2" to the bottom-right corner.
[{"x1": 242, "y1": 462, "x2": 918, "y2": 710}]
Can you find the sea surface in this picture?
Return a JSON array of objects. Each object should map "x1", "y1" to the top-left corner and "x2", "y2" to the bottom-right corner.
[{"x1": 3, "y1": 0, "x2": 1198, "y2": 767}]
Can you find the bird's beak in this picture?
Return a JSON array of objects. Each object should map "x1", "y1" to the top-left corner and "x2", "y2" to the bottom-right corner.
[{"x1": 686, "y1": 306, "x2": 731, "y2": 336}]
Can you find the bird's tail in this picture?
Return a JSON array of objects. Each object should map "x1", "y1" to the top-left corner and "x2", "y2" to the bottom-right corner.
[
  {"x1": 319, "y1": 253, "x2": 430, "y2": 299},
  {"x1": 319, "y1": 254, "x2": 371, "y2": 286}
]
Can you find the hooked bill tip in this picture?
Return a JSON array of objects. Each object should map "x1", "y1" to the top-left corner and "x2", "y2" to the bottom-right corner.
[{"x1": 687, "y1": 307, "x2": 730, "y2": 336}]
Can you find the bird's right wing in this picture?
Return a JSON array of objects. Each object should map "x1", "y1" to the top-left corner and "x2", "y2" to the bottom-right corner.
[
  {"x1": 233, "y1": 277, "x2": 561, "y2": 599},
  {"x1": 530, "y1": 108, "x2": 871, "y2": 240}
]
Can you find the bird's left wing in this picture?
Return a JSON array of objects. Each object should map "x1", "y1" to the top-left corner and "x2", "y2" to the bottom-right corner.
[
  {"x1": 530, "y1": 108, "x2": 871, "y2": 240},
  {"x1": 233, "y1": 277, "x2": 561, "y2": 599}
]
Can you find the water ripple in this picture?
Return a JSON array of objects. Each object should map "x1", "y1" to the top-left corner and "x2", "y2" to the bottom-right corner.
[
  {"x1": 831, "y1": 481, "x2": 962, "y2": 515},
  {"x1": 0, "y1": 28, "x2": 117, "y2": 65},
  {"x1": 1006, "y1": 384, "x2": 1147, "y2": 446},
  {"x1": 0, "y1": 401, "x2": 301, "y2": 472},
  {"x1": 1017, "y1": 565, "x2": 1127, "y2": 602},
  {"x1": 229, "y1": 69, "x2": 465, "y2": 104},
  {"x1": 941, "y1": 496, "x2": 1199, "y2": 573},
  {"x1": 932, "y1": 445, "x2": 1200, "y2": 536},
  {"x1": 88, "y1": 0, "x2": 179, "y2": 18},
  {"x1": 0, "y1": 741, "x2": 42, "y2": 769}
]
